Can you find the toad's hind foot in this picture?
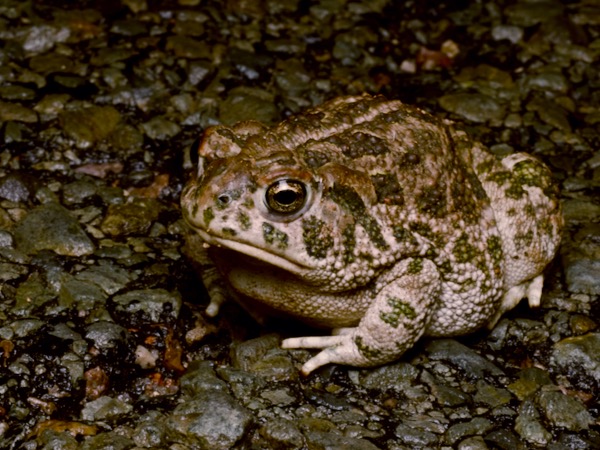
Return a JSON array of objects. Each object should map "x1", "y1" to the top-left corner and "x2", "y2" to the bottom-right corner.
[
  {"x1": 282, "y1": 334, "x2": 363, "y2": 375},
  {"x1": 487, "y1": 274, "x2": 545, "y2": 329}
]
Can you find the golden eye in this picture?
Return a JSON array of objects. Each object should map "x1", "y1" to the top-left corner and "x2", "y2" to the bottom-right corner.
[{"x1": 265, "y1": 179, "x2": 307, "y2": 214}]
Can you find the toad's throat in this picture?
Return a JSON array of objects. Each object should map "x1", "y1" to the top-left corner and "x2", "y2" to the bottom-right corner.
[{"x1": 195, "y1": 229, "x2": 311, "y2": 275}]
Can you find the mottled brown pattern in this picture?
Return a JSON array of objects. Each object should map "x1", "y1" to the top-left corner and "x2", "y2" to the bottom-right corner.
[{"x1": 181, "y1": 95, "x2": 562, "y2": 374}]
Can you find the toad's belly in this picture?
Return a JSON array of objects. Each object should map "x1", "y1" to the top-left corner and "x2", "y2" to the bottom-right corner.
[{"x1": 224, "y1": 264, "x2": 370, "y2": 328}]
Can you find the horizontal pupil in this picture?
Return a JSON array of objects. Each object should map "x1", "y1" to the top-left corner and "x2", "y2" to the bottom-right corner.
[{"x1": 275, "y1": 190, "x2": 298, "y2": 205}]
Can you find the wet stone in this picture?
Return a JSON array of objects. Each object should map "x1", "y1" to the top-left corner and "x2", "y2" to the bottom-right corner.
[
  {"x1": 61, "y1": 180, "x2": 99, "y2": 206},
  {"x1": 305, "y1": 431, "x2": 381, "y2": 450},
  {"x1": 231, "y1": 334, "x2": 298, "y2": 382},
  {"x1": 536, "y1": 389, "x2": 594, "y2": 431},
  {"x1": 180, "y1": 360, "x2": 228, "y2": 396},
  {"x1": 0, "y1": 100, "x2": 37, "y2": 122},
  {"x1": 438, "y1": 93, "x2": 506, "y2": 123},
  {"x1": 218, "y1": 87, "x2": 279, "y2": 125},
  {"x1": 0, "y1": 262, "x2": 27, "y2": 281},
  {"x1": 425, "y1": 339, "x2": 504, "y2": 378},
  {"x1": 421, "y1": 370, "x2": 470, "y2": 407},
  {"x1": 216, "y1": 366, "x2": 268, "y2": 401},
  {"x1": 33, "y1": 95, "x2": 69, "y2": 121},
  {"x1": 525, "y1": 72, "x2": 569, "y2": 94},
  {"x1": 562, "y1": 224, "x2": 600, "y2": 295},
  {"x1": 505, "y1": 1, "x2": 564, "y2": 27},
  {"x1": 22, "y1": 24, "x2": 70, "y2": 53},
  {"x1": 515, "y1": 399, "x2": 552, "y2": 446},
  {"x1": 29, "y1": 53, "x2": 74, "y2": 74},
  {"x1": 36, "y1": 430, "x2": 79, "y2": 450},
  {"x1": 10, "y1": 318, "x2": 45, "y2": 338},
  {"x1": 394, "y1": 423, "x2": 439, "y2": 447},
  {"x1": 0, "y1": 230, "x2": 14, "y2": 248},
  {"x1": 166, "y1": 35, "x2": 212, "y2": 59},
  {"x1": 13, "y1": 274, "x2": 56, "y2": 316},
  {"x1": 526, "y1": 98, "x2": 571, "y2": 132},
  {"x1": 258, "y1": 418, "x2": 305, "y2": 450},
  {"x1": 75, "y1": 260, "x2": 134, "y2": 295},
  {"x1": 13, "y1": 202, "x2": 95, "y2": 256},
  {"x1": 491, "y1": 24, "x2": 523, "y2": 44},
  {"x1": 507, "y1": 367, "x2": 553, "y2": 400},
  {"x1": 551, "y1": 333, "x2": 600, "y2": 386},
  {"x1": 59, "y1": 105, "x2": 121, "y2": 148},
  {"x1": 0, "y1": 172, "x2": 37, "y2": 203},
  {"x1": 133, "y1": 412, "x2": 168, "y2": 448},
  {"x1": 84, "y1": 321, "x2": 128, "y2": 350},
  {"x1": 358, "y1": 361, "x2": 419, "y2": 391},
  {"x1": 79, "y1": 432, "x2": 135, "y2": 450},
  {"x1": 111, "y1": 288, "x2": 182, "y2": 325},
  {"x1": 0, "y1": 85, "x2": 35, "y2": 101},
  {"x1": 140, "y1": 116, "x2": 181, "y2": 140},
  {"x1": 457, "y1": 435, "x2": 489, "y2": 450},
  {"x1": 484, "y1": 428, "x2": 523, "y2": 450},
  {"x1": 59, "y1": 278, "x2": 108, "y2": 310},
  {"x1": 473, "y1": 380, "x2": 512, "y2": 408},
  {"x1": 100, "y1": 198, "x2": 161, "y2": 237},
  {"x1": 167, "y1": 390, "x2": 253, "y2": 450},
  {"x1": 81, "y1": 395, "x2": 133, "y2": 422},
  {"x1": 445, "y1": 418, "x2": 494, "y2": 446}
]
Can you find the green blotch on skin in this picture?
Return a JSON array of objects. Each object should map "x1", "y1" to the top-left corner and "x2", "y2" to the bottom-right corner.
[
  {"x1": 438, "y1": 259, "x2": 452, "y2": 275},
  {"x1": 222, "y1": 228, "x2": 237, "y2": 237},
  {"x1": 371, "y1": 173, "x2": 403, "y2": 205},
  {"x1": 354, "y1": 336, "x2": 381, "y2": 360},
  {"x1": 203, "y1": 207, "x2": 214, "y2": 227},
  {"x1": 262, "y1": 222, "x2": 288, "y2": 249},
  {"x1": 515, "y1": 230, "x2": 534, "y2": 247},
  {"x1": 417, "y1": 184, "x2": 447, "y2": 217},
  {"x1": 342, "y1": 224, "x2": 356, "y2": 263},
  {"x1": 302, "y1": 216, "x2": 333, "y2": 259},
  {"x1": 488, "y1": 159, "x2": 555, "y2": 201},
  {"x1": 379, "y1": 297, "x2": 417, "y2": 328},
  {"x1": 487, "y1": 235, "x2": 503, "y2": 267},
  {"x1": 328, "y1": 184, "x2": 389, "y2": 250},
  {"x1": 189, "y1": 201, "x2": 199, "y2": 218},
  {"x1": 476, "y1": 159, "x2": 496, "y2": 176},
  {"x1": 407, "y1": 258, "x2": 423, "y2": 274},
  {"x1": 453, "y1": 232, "x2": 477, "y2": 264},
  {"x1": 238, "y1": 212, "x2": 251, "y2": 230}
]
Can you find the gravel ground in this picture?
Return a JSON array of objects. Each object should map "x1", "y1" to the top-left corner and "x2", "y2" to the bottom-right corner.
[{"x1": 0, "y1": 0, "x2": 599, "y2": 449}]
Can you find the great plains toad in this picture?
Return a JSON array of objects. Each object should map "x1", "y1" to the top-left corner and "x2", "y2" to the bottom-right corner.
[{"x1": 181, "y1": 94, "x2": 562, "y2": 374}]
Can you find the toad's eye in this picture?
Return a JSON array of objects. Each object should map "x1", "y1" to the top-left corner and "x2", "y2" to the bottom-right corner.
[{"x1": 265, "y1": 179, "x2": 307, "y2": 214}]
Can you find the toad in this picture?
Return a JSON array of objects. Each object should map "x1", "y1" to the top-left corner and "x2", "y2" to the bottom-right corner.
[{"x1": 181, "y1": 95, "x2": 562, "y2": 374}]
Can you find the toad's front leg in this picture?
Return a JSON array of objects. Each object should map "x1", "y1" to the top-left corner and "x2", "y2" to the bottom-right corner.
[{"x1": 282, "y1": 258, "x2": 440, "y2": 375}]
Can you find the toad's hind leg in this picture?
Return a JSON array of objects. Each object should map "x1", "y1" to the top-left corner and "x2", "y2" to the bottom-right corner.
[
  {"x1": 282, "y1": 258, "x2": 440, "y2": 374},
  {"x1": 473, "y1": 150, "x2": 562, "y2": 317}
]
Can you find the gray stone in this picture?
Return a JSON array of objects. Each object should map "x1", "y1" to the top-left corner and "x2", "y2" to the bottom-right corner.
[
  {"x1": 112, "y1": 288, "x2": 181, "y2": 324},
  {"x1": 552, "y1": 333, "x2": 600, "y2": 384},
  {"x1": 426, "y1": 339, "x2": 504, "y2": 378},
  {"x1": 439, "y1": 93, "x2": 505, "y2": 122},
  {"x1": 515, "y1": 399, "x2": 552, "y2": 446},
  {"x1": 167, "y1": 390, "x2": 252, "y2": 449},
  {"x1": 84, "y1": 321, "x2": 128, "y2": 350},
  {"x1": 305, "y1": 431, "x2": 382, "y2": 450},
  {"x1": 13, "y1": 202, "x2": 94, "y2": 256},
  {"x1": 536, "y1": 389, "x2": 594, "y2": 431},
  {"x1": 81, "y1": 396, "x2": 133, "y2": 422},
  {"x1": 259, "y1": 418, "x2": 305, "y2": 450}
]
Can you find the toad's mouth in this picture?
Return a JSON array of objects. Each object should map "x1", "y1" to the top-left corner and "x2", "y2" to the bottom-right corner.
[{"x1": 195, "y1": 229, "x2": 312, "y2": 275}]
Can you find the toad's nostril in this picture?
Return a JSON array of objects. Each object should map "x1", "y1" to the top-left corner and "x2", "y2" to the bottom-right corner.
[{"x1": 217, "y1": 194, "x2": 231, "y2": 206}]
